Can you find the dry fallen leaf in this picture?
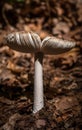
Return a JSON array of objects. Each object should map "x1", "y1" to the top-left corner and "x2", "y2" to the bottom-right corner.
[
  {"x1": 7, "y1": 60, "x2": 25, "y2": 74},
  {"x1": 35, "y1": 119, "x2": 46, "y2": 128}
]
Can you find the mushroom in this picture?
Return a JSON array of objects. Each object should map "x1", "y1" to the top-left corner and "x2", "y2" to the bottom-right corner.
[{"x1": 5, "y1": 31, "x2": 76, "y2": 113}]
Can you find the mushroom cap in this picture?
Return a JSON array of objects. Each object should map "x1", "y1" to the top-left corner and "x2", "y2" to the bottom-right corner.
[
  {"x1": 41, "y1": 37, "x2": 76, "y2": 55},
  {"x1": 5, "y1": 31, "x2": 42, "y2": 53},
  {"x1": 5, "y1": 31, "x2": 76, "y2": 55}
]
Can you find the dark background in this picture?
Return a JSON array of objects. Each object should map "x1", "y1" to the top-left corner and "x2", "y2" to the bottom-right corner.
[{"x1": 0, "y1": 0, "x2": 82, "y2": 129}]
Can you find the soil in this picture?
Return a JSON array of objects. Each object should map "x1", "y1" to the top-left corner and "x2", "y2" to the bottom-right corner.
[{"x1": 0, "y1": 0, "x2": 82, "y2": 129}]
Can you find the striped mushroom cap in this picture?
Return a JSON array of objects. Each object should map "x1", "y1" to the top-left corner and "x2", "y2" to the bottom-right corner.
[
  {"x1": 5, "y1": 31, "x2": 42, "y2": 53},
  {"x1": 5, "y1": 31, "x2": 76, "y2": 55},
  {"x1": 41, "y1": 37, "x2": 76, "y2": 55}
]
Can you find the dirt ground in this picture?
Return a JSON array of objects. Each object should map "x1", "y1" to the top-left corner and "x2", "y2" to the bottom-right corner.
[{"x1": 0, "y1": 0, "x2": 82, "y2": 129}]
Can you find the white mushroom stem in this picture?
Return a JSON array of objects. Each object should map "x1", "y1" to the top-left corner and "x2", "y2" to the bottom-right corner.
[{"x1": 33, "y1": 52, "x2": 44, "y2": 113}]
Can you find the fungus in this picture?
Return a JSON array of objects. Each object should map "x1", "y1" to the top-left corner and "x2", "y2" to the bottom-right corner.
[{"x1": 5, "y1": 31, "x2": 76, "y2": 113}]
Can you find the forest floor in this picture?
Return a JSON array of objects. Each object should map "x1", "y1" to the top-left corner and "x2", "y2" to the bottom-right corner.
[{"x1": 0, "y1": 0, "x2": 82, "y2": 129}]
